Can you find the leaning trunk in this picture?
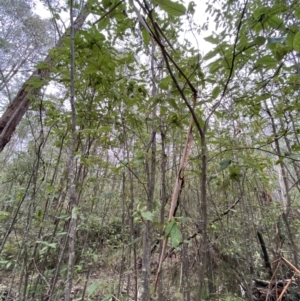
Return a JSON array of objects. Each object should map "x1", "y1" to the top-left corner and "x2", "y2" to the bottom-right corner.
[{"x1": 0, "y1": 4, "x2": 89, "y2": 152}]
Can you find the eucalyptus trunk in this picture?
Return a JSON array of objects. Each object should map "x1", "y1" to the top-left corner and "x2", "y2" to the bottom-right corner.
[{"x1": 0, "y1": 3, "x2": 89, "y2": 152}]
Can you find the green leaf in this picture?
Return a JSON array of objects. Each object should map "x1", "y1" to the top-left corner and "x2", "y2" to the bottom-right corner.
[
  {"x1": 36, "y1": 61, "x2": 50, "y2": 70},
  {"x1": 166, "y1": 98, "x2": 179, "y2": 110},
  {"x1": 88, "y1": 281, "x2": 100, "y2": 297},
  {"x1": 203, "y1": 48, "x2": 219, "y2": 60},
  {"x1": 209, "y1": 60, "x2": 222, "y2": 73},
  {"x1": 274, "y1": 45, "x2": 291, "y2": 61},
  {"x1": 219, "y1": 159, "x2": 232, "y2": 171},
  {"x1": 141, "y1": 211, "x2": 154, "y2": 221},
  {"x1": 97, "y1": 17, "x2": 110, "y2": 30},
  {"x1": 98, "y1": 126, "x2": 111, "y2": 133},
  {"x1": 254, "y1": 36, "x2": 266, "y2": 46},
  {"x1": 170, "y1": 222, "x2": 182, "y2": 248},
  {"x1": 204, "y1": 35, "x2": 219, "y2": 44},
  {"x1": 153, "y1": 0, "x2": 186, "y2": 16},
  {"x1": 256, "y1": 55, "x2": 277, "y2": 66},
  {"x1": 212, "y1": 86, "x2": 221, "y2": 99},
  {"x1": 267, "y1": 15, "x2": 284, "y2": 30},
  {"x1": 26, "y1": 77, "x2": 46, "y2": 89},
  {"x1": 164, "y1": 219, "x2": 176, "y2": 237},
  {"x1": 293, "y1": 31, "x2": 300, "y2": 52},
  {"x1": 159, "y1": 75, "x2": 171, "y2": 90},
  {"x1": 142, "y1": 28, "x2": 150, "y2": 46}
]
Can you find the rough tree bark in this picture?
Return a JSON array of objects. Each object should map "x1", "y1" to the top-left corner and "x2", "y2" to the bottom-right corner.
[{"x1": 0, "y1": 3, "x2": 90, "y2": 152}]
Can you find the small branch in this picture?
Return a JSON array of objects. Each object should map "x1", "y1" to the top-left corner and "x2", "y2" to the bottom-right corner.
[
  {"x1": 92, "y1": 0, "x2": 125, "y2": 25},
  {"x1": 205, "y1": 0, "x2": 249, "y2": 128},
  {"x1": 222, "y1": 0, "x2": 249, "y2": 98}
]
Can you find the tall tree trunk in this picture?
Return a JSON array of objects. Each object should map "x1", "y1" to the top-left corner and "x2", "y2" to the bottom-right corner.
[
  {"x1": 141, "y1": 40, "x2": 157, "y2": 301},
  {"x1": 157, "y1": 125, "x2": 167, "y2": 301},
  {"x1": 0, "y1": 3, "x2": 90, "y2": 152},
  {"x1": 65, "y1": 1, "x2": 78, "y2": 300},
  {"x1": 264, "y1": 101, "x2": 298, "y2": 267},
  {"x1": 197, "y1": 133, "x2": 208, "y2": 301}
]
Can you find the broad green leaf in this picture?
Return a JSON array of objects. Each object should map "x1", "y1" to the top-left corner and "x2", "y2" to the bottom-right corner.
[
  {"x1": 254, "y1": 36, "x2": 266, "y2": 46},
  {"x1": 204, "y1": 35, "x2": 219, "y2": 44},
  {"x1": 267, "y1": 15, "x2": 284, "y2": 30},
  {"x1": 141, "y1": 211, "x2": 154, "y2": 221},
  {"x1": 126, "y1": 96, "x2": 139, "y2": 106},
  {"x1": 97, "y1": 17, "x2": 110, "y2": 30},
  {"x1": 102, "y1": 0, "x2": 113, "y2": 8},
  {"x1": 26, "y1": 77, "x2": 46, "y2": 89},
  {"x1": 268, "y1": 3, "x2": 286, "y2": 15},
  {"x1": 209, "y1": 60, "x2": 222, "y2": 73},
  {"x1": 142, "y1": 28, "x2": 150, "y2": 46},
  {"x1": 165, "y1": 219, "x2": 176, "y2": 237},
  {"x1": 166, "y1": 98, "x2": 179, "y2": 110},
  {"x1": 203, "y1": 48, "x2": 219, "y2": 60},
  {"x1": 88, "y1": 281, "x2": 100, "y2": 297},
  {"x1": 212, "y1": 86, "x2": 221, "y2": 99},
  {"x1": 159, "y1": 75, "x2": 171, "y2": 90},
  {"x1": 219, "y1": 159, "x2": 232, "y2": 171},
  {"x1": 256, "y1": 55, "x2": 277, "y2": 66},
  {"x1": 286, "y1": 32, "x2": 295, "y2": 47},
  {"x1": 153, "y1": 0, "x2": 186, "y2": 16},
  {"x1": 98, "y1": 126, "x2": 111, "y2": 133},
  {"x1": 274, "y1": 45, "x2": 291, "y2": 61},
  {"x1": 295, "y1": 8, "x2": 300, "y2": 19},
  {"x1": 293, "y1": 31, "x2": 300, "y2": 52},
  {"x1": 170, "y1": 223, "x2": 182, "y2": 248},
  {"x1": 36, "y1": 61, "x2": 49, "y2": 69}
]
